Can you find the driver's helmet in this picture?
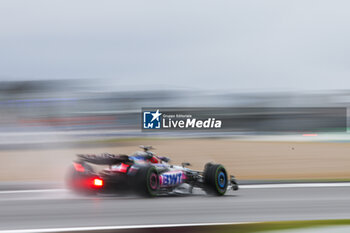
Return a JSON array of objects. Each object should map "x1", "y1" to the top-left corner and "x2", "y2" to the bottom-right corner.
[
  {"x1": 148, "y1": 156, "x2": 159, "y2": 164},
  {"x1": 130, "y1": 151, "x2": 160, "y2": 164}
]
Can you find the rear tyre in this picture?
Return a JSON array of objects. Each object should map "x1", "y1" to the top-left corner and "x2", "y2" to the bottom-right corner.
[
  {"x1": 135, "y1": 166, "x2": 159, "y2": 197},
  {"x1": 203, "y1": 163, "x2": 228, "y2": 196}
]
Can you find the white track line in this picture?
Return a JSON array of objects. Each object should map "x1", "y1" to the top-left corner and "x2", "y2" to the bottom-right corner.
[
  {"x1": 240, "y1": 182, "x2": 350, "y2": 189},
  {"x1": 0, "y1": 183, "x2": 350, "y2": 195},
  {"x1": 0, "y1": 222, "x2": 254, "y2": 233},
  {"x1": 0, "y1": 189, "x2": 66, "y2": 194}
]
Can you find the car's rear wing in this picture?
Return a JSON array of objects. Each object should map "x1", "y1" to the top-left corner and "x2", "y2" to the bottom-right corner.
[{"x1": 76, "y1": 153, "x2": 132, "y2": 165}]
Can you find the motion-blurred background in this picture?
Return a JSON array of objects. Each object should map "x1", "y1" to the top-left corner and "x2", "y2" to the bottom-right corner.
[
  {"x1": 1, "y1": 0, "x2": 350, "y2": 182},
  {"x1": 2, "y1": 1, "x2": 350, "y2": 233}
]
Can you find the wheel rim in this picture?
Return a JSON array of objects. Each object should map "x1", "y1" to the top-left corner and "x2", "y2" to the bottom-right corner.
[
  {"x1": 149, "y1": 173, "x2": 158, "y2": 190},
  {"x1": 218, "y1": 171, "x2": 226, "y2": 188}
]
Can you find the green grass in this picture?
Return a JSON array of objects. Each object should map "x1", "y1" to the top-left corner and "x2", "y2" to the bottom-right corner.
[
  {"x1": 208, "y1": 219, "x2": 350, "y2": 233},
  {"x1": 89, "y1": 219, "x2": 350, "y2": 233}
]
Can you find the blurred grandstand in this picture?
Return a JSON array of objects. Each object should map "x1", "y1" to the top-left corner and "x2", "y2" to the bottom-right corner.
[{"x1": 0, "y1": 79, "x2": 348, "y2": 138}]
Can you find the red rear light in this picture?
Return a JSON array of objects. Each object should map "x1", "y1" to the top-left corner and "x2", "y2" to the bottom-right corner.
[
  {"x1": 73, "y1": 163, "x2": 85, "y2": 172},
  {"x1": 93, "y1": 178, "x2": 104, "y2": 187}
]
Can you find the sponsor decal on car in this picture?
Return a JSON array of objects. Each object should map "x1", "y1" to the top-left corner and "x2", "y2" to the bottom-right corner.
[{"x1": 159, "y1": 171, "x2": 184, "y2": 186}]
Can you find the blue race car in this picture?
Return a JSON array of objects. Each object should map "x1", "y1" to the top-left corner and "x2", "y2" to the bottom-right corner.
[{"x1": 66, "y1": 146, "x2": 238, "y2": 197}]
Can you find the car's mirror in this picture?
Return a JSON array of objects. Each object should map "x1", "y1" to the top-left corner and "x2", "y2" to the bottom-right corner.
[{"x1": 159, "y1": 156, "x2": 170, "y2": 163}]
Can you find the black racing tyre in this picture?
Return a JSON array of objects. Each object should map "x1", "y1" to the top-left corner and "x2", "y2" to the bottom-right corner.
[
  {"x1": 203, "y1": 163, "x2": 228, "y2": 196},
  {"x1": 135, "y1": 165, "x2": 159, "y2": 197}
]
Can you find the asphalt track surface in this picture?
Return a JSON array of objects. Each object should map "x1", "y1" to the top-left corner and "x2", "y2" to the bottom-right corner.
[{"x1": 1, "y1": 183, "x2": 350, "y2": 232}]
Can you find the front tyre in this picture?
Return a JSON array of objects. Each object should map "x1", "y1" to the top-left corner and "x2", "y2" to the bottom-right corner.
[{"x1": 203, "y1": 163, "x2": 228, "y2": 196}]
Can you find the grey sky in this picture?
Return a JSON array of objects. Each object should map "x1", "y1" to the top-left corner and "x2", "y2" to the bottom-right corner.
[{"x1": 0, "y1": 0, "x2": 349, "y2": 91}]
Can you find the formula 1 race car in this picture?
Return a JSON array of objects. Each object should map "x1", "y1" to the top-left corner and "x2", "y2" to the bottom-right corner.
[{"x1": 66, "y1": 146, "x2": 238, "y2": 197}]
